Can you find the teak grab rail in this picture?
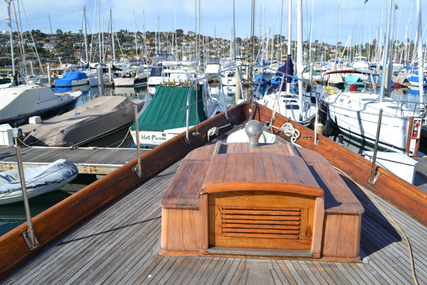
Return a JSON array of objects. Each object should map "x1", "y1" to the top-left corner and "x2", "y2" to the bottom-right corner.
[{"x1": 202, "y1": 181, "x2": 324, "y2": 197}]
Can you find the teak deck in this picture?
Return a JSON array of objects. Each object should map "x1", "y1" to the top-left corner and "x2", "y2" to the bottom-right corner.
[
  {"x1": 160, "y1": 143, "x2": 364, "y2": 261},
  {"x1": 2, "y1": 102, "x2": 427, "y2": 283},
  {"x1": 3, "y1": 146, "x2": 427, "y2": 284}
]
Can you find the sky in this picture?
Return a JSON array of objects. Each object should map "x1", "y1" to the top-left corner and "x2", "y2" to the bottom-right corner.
[{"x1": 0, "y1": 0, "x2": 426, "y2": 45}]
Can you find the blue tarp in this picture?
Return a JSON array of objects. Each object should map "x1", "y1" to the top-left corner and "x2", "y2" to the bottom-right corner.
[{"x1": 55, "y1": 71, "x2": 88, "y2": 87}]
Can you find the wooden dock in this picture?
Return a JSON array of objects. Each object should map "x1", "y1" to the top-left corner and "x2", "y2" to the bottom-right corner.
[{"x1": 0, "y1": 146, "x2": 149, "y2": 174}]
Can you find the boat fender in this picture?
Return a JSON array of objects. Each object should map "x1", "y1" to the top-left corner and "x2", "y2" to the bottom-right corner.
[
  {"x1": 324, "y1": 86, "x2": 334, "y2": 96},
  {"x1": 317, "y1": 122, "x2": 324, "y2": 135}
]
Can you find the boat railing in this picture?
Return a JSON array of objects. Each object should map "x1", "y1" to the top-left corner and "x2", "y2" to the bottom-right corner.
[{"x1": 185, "y1": 65, "x2": 245, "y2": 142}]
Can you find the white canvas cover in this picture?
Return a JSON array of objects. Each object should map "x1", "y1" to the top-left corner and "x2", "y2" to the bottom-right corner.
[{"x1": 25, "y1": 96, "x2": 144, "y2": 147}]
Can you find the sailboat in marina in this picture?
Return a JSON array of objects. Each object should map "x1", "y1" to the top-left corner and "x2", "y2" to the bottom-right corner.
[
  {"x1": 256, "y1": 0, "x2": 317, "y2": 126},
  {"x1": 323, "y1": 0, "x2": 426, "y2": 153}
]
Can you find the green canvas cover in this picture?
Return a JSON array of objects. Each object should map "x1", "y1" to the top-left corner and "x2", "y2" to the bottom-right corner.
[{"x1": 131, "y1": 85, "x2": 207, "y2": 131}]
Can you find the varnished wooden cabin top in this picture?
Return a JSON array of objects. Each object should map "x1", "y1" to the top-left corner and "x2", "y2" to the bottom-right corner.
[
  {"x1": 159, "y1": 142, "x2": 364, "y2": 261},
  {"x1": 160, "y1": 143, "x2": 364, "y2": 216}
]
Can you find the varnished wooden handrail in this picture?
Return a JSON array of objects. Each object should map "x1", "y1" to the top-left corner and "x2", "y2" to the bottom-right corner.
[{"x1": 202, "y1": 181, "x2": 324, "y2": 197}]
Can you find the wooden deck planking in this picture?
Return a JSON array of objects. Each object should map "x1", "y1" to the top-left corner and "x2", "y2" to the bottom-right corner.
[
  {"x1": 273, "y1": 261, "x2": 297, "y2": 285},
  {"x1": 244, "y1": 259, "x2": 275, "y2": 285},
  {"x1": 10, "y1": 162, "x2": 175, "y2": 284},
  {"x1": 215, "y1": 258, "x2": 242, "y2": 285},
  {"x1": 308, "y1": 262, "x2": 335, "y2": 284},
  {"x1": 296, "y1": 261, "x2": 323, "y2": 285},
  {"x1": 4, "y1": 144, "x2": 427, "y2": 284}
]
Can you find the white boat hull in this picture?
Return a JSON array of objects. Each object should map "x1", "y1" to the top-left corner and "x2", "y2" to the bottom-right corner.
[
  {"x1": 324, "y1": 91, "x2": 419, "y2": 151},
  {"x1": 259, "y1": 92, "x2": 317, "y2": 126}
]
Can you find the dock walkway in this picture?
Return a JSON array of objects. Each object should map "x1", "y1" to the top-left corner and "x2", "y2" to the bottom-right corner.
[{"x1": 0, "y1": 146, "x2": 149, "y2": 174}]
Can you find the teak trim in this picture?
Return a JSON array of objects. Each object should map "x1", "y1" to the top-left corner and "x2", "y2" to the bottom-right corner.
[
  {"x1": 202, "y1": 181, "x2": 325, "y2": 197},
  {"x1": 311, "y1": 197, "x2": 325, "y2": 258}
]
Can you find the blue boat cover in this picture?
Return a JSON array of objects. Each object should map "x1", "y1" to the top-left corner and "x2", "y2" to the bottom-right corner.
[{"x1": 55, "y1": 71, "x2": 88, "y2": 87}]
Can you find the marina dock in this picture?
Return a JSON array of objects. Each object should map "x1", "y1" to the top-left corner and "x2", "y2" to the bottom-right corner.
[{"x1": 0, "y1": 146, "x2": 149, "y2": 175}]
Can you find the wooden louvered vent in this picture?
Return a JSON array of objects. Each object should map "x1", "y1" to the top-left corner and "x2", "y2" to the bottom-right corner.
[{"x1": 221, "y1": 206, "x2": 301, "y2": 239}]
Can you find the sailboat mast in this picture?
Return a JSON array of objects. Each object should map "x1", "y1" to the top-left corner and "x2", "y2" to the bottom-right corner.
[
  {"x1": 156, "y1": 17, "x2": 159, "y2": 54},
  {"x1": 195, "y1": 0, "x2": 197, "y2": 62},
  {"x1": 102, "y1": 17, "x2": 105, "y2": 62},
  {"x1": 143, "y1": 7, "x2": 147, "y2": 58},
  {"x1": 232, "y1": 0, "x2": 236, "y2": 60},
  {"x1": 280, "y1": 0, "x2": 283, "y2": 63},
  {"x1": 379, "y1": 0, "x2": 393, "y2": 102},
  {"x1": 110, "y1": 10, "x2": 115, "y2": 64},
  {"x1": 334, "y1": 0, "x2": 340, "y2": 71},
  {"x1": 83, "y1": 7, "x2": 89, "y2": 65},
  {"x1": 174, "y1": 8, "x2": 176, "y2": 59},
  {"x1": 416, "y1": 0, "x2": 423, "y2": 102},
  {"x1": 12, "y1": 2, "x2": 25, "y2": 76},
  {"x1": 394, "y1": 6, "x2": 401, "y2": 61},
  {"x1": 199, "y1": 0, "x2": 201, "y2": 62},
  {"x1": 16, "y1": 0, "x2": 27, "y2": 76},
  {"x1": 5, "y1": 0, "x2": 15, "y2": 76},
  {"x1": 296, "y1": 0, "x2": 303, "y2": 104},
  {"x1": 286, "y1": 0, "x2": 292, "y2": 94},
  {"x1": 134, "y1": 11, "x2": 137, "y2": 59},
  {"x1": 249, "y1": 0, "x2": 256, "y2": 117},
  {"x1": 98, "y1": 0, "x2": 102, "y2": 63},
  {"x1": 309, "y1": 0, "x2": 313, "y2": 65}
]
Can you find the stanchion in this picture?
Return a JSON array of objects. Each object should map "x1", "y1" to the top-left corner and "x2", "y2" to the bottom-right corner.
[
  {"x1": 369, "y1": 109, "x2": 383, "y2": 184},
  {"x1": 13, "y1": 128, "x2": 38, "y2": 249},
  {"x1": 134, "y1": 105, "x2": 142, "y2": 177}
]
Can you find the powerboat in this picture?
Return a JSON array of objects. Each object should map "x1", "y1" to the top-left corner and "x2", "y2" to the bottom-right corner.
[{"x1": 0, "y1": 85, "x2": 82, "y2": 126}]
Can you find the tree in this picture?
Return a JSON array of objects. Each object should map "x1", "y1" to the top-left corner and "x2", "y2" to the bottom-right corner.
[
  {"x1": 56, "y1": 29, "x2": 63, "y2": 35},
  {"x1": 176, "y1": 29, "x2": 184, "y2": 36}
]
